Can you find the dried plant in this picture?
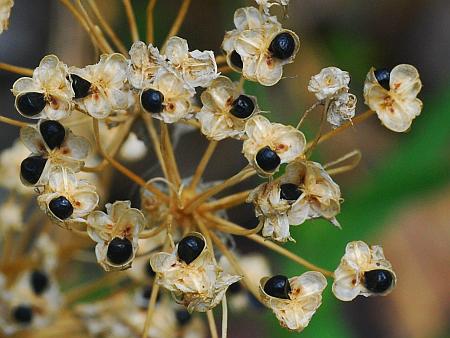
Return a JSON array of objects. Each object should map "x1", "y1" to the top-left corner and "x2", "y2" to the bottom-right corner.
[{"x1": 0, "y1": 1, "x2": 423, "y2": 337}]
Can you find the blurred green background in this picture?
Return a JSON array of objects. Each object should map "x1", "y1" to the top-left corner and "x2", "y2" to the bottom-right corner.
[{"x1": 1, "y1": 1, "x2": 449, "y2": 338}]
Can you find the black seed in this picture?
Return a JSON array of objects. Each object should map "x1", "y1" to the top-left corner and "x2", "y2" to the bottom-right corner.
[
  {"x1": 364, "y1": 269, "x2": 393, "y2": 293},
  {"x1": 141, "y1": 89, "x2": 164, "y2": 114},
  {"x1": 263, "y1": 275, "x2": 291, "y2": 299},
  {"x1": 144, "y1": 263, "x2": 156, "y2": 278},
  {"x1": 107, "y1": 237, "x2": 133, "y2": 265},
  {"x1": 230, "y1": 95, "x2": 255, "y2": 119},
  {"x1": 177, "y1": 235, "x2": 205, "y2": 265},
  {"x1": 175, "y1": 309, "x2": 192, "y2": 326},
  {"x1": 70, "y1": 74, "x2": 91, "y2": 99},
  {"x1": 49, "y1": 196, "x2": 73, "y2": 220},
  {"x1": 228, "y1": 281, "x2": 242, "y2": 294},
  {"x1": 20, "y1": 156, "x2": 47, "y2": 185},
  {"x1": 255, "y1": 147, "x2": 281, "y2": 172},
  {"x1": 269, "y1": 32, "x2": 296, "y2": 60},
  {"x1": 12, "y1": 305, "x2": 33, "y2": 324},
  {"x1": 40, "y1": 120, "x2": 66, "y2": 150},
  {"x1": 230, "y1": 50, "x2": 243, "y2": 69},
  {"x1": 30, "y1": 270, "x2": 49, "y2": 295},
  {"x1": 280, "y1": 183, "x2": 302, "y2": 201},
  {"x1": 374, "y1": 68, "x2": 391, "y2": 91},
  {"x1": 17, "y1": 92, "x2": 46, "y2": 117}
]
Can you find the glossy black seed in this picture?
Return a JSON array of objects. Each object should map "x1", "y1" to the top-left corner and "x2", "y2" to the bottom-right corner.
[
  {"x1": 364, "y1": 269, "x2": 393, "y2": 293},
  {"x1": 107, "y1": 237, "x2": 133, "y2": 265},
  {"x1": 280, "y1": 183, "x2": 302, "y2": 201},
  {"x1": 70, "y1": 74, "x2": 91, "y2": 99},
  {"x1": 30, "y1": 270, "x2": 49, "y2": 295},
  {"x1": 12, "y1": 305, "x2": 33, "y2": 324},
  {"x1": 144, "y1": 263, "x2": 156, "y2": 278},
  {"x1": 228, "y1": 281, "x2": 242, "y2": 294},
  {"x1": 255, "y1": 147, "x2": 281, "y2": 172},
  {"x1": 269, "y1": 32, "x2": 296, "y2": 60},
  {"x1": 230, "y1": 50, "x2": 243, "y2": 69},
  {"x1": 141, "y1": 89, "x2": 164, "y2": 114},
  {"x1": 49, "y1": 196, "x2": 73, "y2": 220},
  {"x1": 17, "y1": 92, "x2": 46, "y2": 117},
  {"x1": 40, "y1": 120, "x2": 65, "y2": 150},
  {"x1": 263, "y1": 275, "x2": 291, "y2": 299},
  {"x1": 175, "y1": 309, "x2": 192, "y2": 326},
  {"x1": 230, "y1": 95, "x2": 255, "y2": 119},
  {"x1": 177, "y1": 235, "x2": 205, "y2": 265},
  {"x1": 20, "y1": 156, "x2": 47, "y2": 185},
  {"x1": 374, "y1": 68, "x2": 391, "y2": 91}
]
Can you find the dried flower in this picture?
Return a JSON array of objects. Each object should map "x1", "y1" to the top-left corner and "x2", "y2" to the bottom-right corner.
[
  {"x1": 332, "y1": 241, "x2": 396, "y2": 301},
  {"x1": 37, "y1": 166, "x2": 98, "y2": 230},
  {"x1": 127, "y1": 41, "x2": 165, "y2": 90},
  {"x1": 308, "y1": 67, "x2": 350, "y2": 101},
  {"x1": 150, "y1": 233, "x2": 241, "y2": 312},
  {"x1": 0, "y1": 0, "x2": 13, "y2": 34},
  {"x1": 243, "y1": 115, "x2": 306, "y2": 176},
  {"x1": 197, "y1": 76, "x2": 259, "y2": 140},
  {"x1": 260, "y1": 272, "x2": 327, "y2": 331},
  {"x1": 87, "y1": 200, "x2": 145, "y2": 271},
  {"x1": 364, "y1": 64, "x2": 423, "y2": 132},
  {"x1": 12, "y1": 55, "x2": 73, "y2": 120}
]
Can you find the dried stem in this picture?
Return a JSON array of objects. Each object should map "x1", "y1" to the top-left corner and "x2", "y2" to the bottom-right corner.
[
  {"x1": 0, "y1": 62, "x2": 33, "y2": 76},
  {"x1": 198, "y1": 190, "x2": 251, "y2": 212},
  {"x1": 215, "y1": 54, "x2": 227, "y2": 65},
  {"x1": 160, "y1": 122, "x2": 181, "y2": 188},
  {"x1": 221, "y1": 295, "x2": 228, "y2": 338},
  {"x1": 311, "y1": 109, "x2": 376, "y2": 147},
  {"x1": 87, "y1": 0, "x2": 128, "y2": 55},
  {"x1": 247, "y1": 234, "x2": 334, "y2": 278},
  {"x1": 324, "y1": 149, "x2": 362, "y2": 176},
  {"x1": 75, "y1": 0, "x2": 113, "y2": 53},
  {"x1": 208, "y1": 229, "x2": 260, "y2": 299},
  {"x1": 165, "y1": 0, "x2": 192, "y2": 41},
  {"x1": 203, "y1": 213, "x2": 263, "y2": 236},
  {"x1": 296, "y1": 101, "x2": 322, "y2": 129},
  {"x1": 141, "y1": 277, "x2": 161, "y2": 338},
  {"x1": 92, "y1": 119, "x2": 169, "y2": 202},
  {"x1": 0, "y1": 115, "x2": 28, "y2": 128},
  {"x1": 305, "y1": 101, "x2": 327, "y2": 156},
  {"x1": 122, "y1": 0, "x2": 140, "y2": 42},
  {"x1": 146, "y1": 0, "x2": 158, "y2": 43},
  {"x1": 188, "y1": 140, "x2": 218, "y2": 192},
  {"x1": 218, "y1": 65, "x2": 233, "y2": 74},
  {"x1": 141, "y1": 113, "x2": 168, "y2": 178},
  {"x1": 206, "y1": 310, "x2": 219, "y2": 338},
  {"x1": 184, "y1": 166, "x2": 256, "y2": 213}
]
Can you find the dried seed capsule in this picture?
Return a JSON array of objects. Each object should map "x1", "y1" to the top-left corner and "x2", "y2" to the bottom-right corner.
[
  {"x1": 49, "y1": 196, "x2": 74, "y2": 220},
  {"x1": 107, "y1": 237, "x2": 133, "y2": 265},
  {"x1": 364, "y1": 269, "x2": 394, "y2": 293},
  {"x1": 230, "y1": 50, "x2": 243, "y2": 69},
  {"x1": 40, "y1": 120, "x2": 66, "y2": 150},
  {"x1": 30, "y1": 270, "x2": 49, "y2": 295},
  {"x1": 269, "y1": 32, "x2": 296, "y2": 60},
  {"x1": 255, "y1": 146, "x2": 281, "y2": 172},
  {"x1": 175, "y1": 309, "x2": 192, "y2": 326},
  {"x1": 177, "y1": 235, "x2": 205, "y2": 264},
  {"x1": 280, "y1": 183, "x2": 302, "y2": 201},
  {"x1": 264, "y1": 275, "x2": 291, "y2": 299},
  {"x1": 20, "y1": 156, "x2": 47, "y2": 185},
  {"x1": 141, "y1": 89, "x2": 164, "y2": 114},
  {"x1": 230, "y1": 95, "x2": 255, "y2": 119},
  {"x1": 12, "y1": 305, "x2": 33, "y2": 324},
  {"x1": 17, "y1": 92, "x2": 46, "y2": 117},
  {"x1": 374, "y1": 68, "x2": 391, "y2": 91},
  {"x1": 70, "y1": 74, "x2": 91, "y2": 99}
]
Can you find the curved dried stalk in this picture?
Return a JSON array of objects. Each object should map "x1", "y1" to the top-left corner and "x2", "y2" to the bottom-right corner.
[
  {"x1": 203, "y1": 213, "x2": 263, "y2": 236},
  {"x1": 221, "y1": 295, "x2": 228, "y2": 338},
  {"x1": 146, "y1": 0, "x2": 158, "y2": 43},
  {"x1": 160, "y1": 122, "x2": 181, "y2": 189},
  {"x1": 141, "y1": 113, "x2": 168, "y2": 178},
  {"x1": 199, "y1": 190, "x2": 251, "y2": 212},
  {"x1": 0, "y1": 115, "x2": 28, "y2": 128},
  {"x1": 324, "y1": 149, "x2": 362, "y2": 176},
  {"x1": 206, "y1": 310, "x2": 219, "y2": 338},
  {"x1": 296, "y1": 101, "x2": 322, "y2": 129}
]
